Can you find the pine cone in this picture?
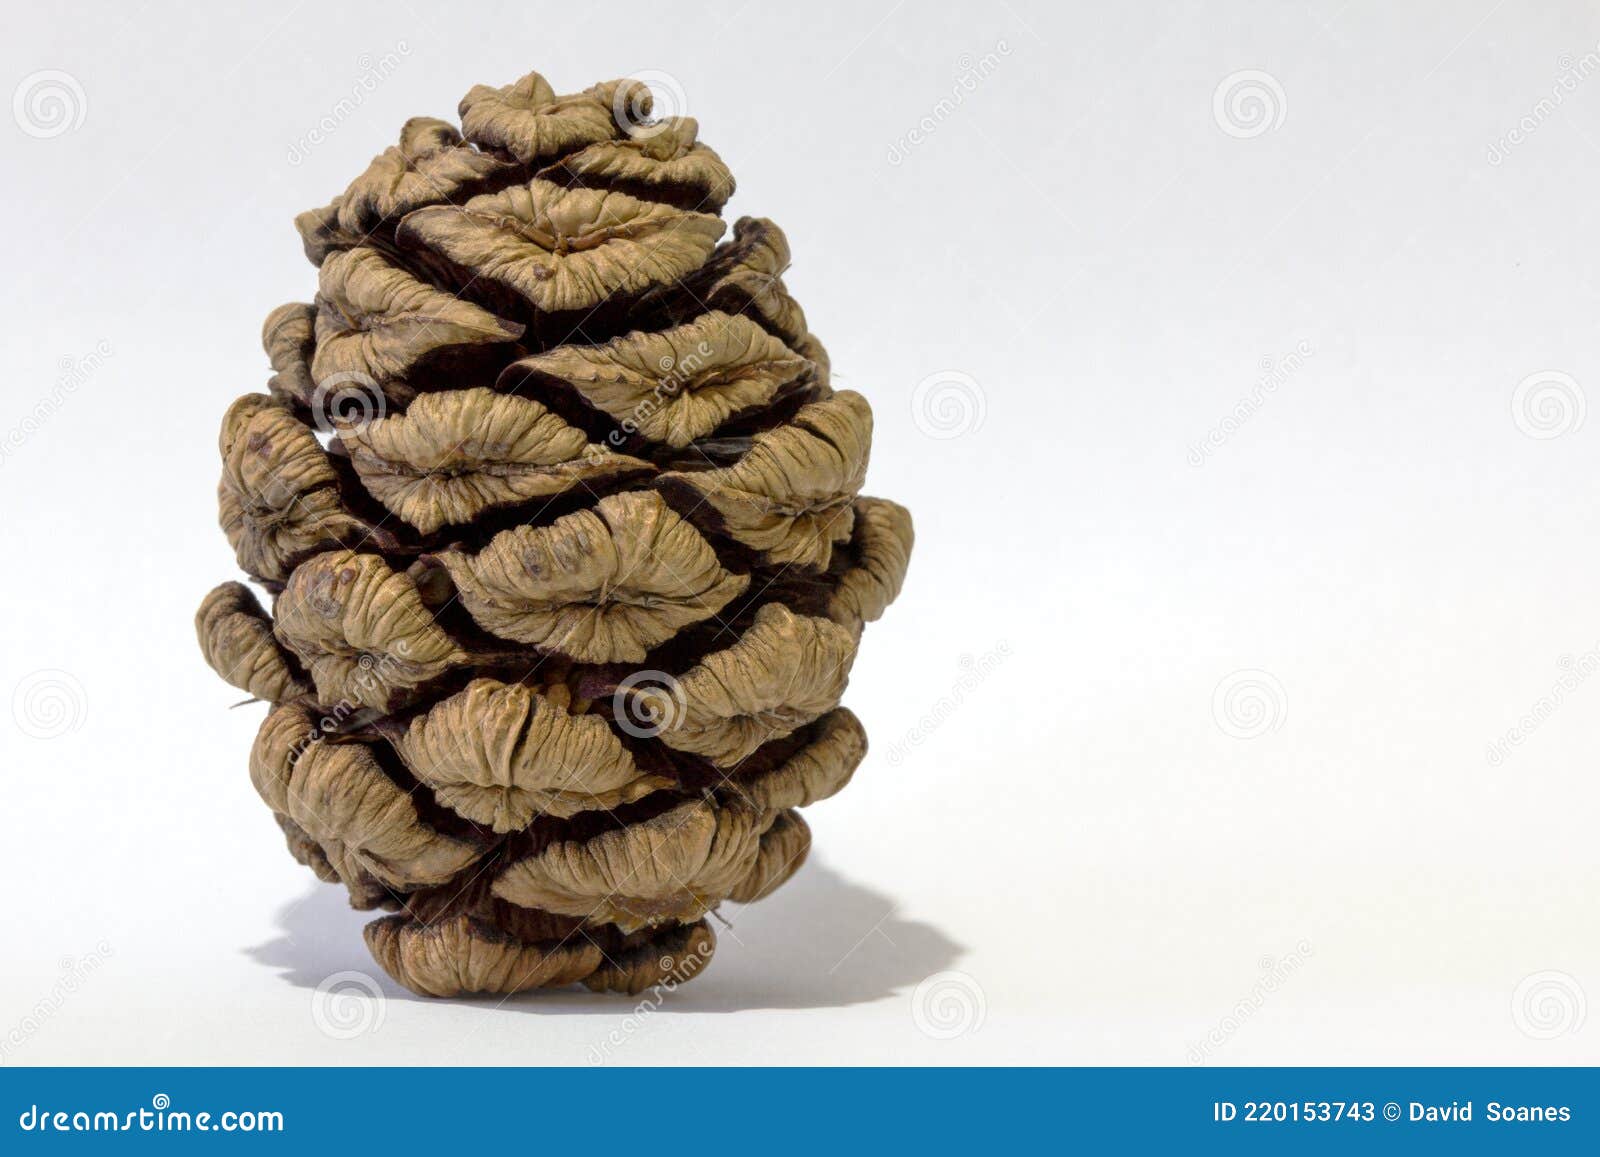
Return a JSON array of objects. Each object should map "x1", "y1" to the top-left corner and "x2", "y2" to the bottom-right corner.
[{"x1": 196, "y1": 70, "x2": 913, "y2": 998}]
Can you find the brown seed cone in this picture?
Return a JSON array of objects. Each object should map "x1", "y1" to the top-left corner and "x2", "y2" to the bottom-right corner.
[{"x1": 195, "y1": 68, "x2": 912, "y2": 998}]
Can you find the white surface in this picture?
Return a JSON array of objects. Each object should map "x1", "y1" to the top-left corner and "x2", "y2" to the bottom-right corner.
[{"x1": 2, "y1": 0, "x2": 1599, "y2": 1065}]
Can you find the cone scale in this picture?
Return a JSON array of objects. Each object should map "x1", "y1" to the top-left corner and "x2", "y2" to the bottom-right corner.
[{"x1": 197, "y1": 69, "x2": 913, "y2": 997}]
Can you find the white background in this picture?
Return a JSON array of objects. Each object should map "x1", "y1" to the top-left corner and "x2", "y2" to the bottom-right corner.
[{"x1": 2, "y1": 0, "x2": 1598, "y2": 1065}]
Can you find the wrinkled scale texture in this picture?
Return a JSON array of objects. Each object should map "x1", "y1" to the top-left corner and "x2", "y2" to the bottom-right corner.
[{"x1": 195, "y1": 68, "x2": 912, "y2": 998}]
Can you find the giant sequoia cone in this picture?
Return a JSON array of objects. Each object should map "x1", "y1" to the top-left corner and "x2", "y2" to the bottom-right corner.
[{"x1": 196, "y1": 69, "x2": 913, "y2": 997}]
